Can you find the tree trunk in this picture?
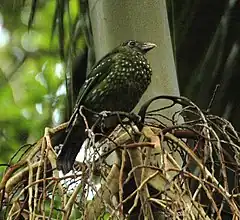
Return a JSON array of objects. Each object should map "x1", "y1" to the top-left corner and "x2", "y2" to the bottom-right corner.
[{"x1": 88, "y1": 1, "x2": 182, "y2": 219}]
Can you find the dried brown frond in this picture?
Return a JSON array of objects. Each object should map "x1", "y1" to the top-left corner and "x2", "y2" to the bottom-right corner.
[{"x1": 0, "y1": 96, "x2": 240, "y2": 220}]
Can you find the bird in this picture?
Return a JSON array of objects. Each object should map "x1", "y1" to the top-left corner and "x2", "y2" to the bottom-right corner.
[{"x1": 57, "y1": 40, "x2": 156, "y2": 174}]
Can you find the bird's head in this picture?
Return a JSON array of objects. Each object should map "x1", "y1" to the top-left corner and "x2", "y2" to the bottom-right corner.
[{"x1": 122, "y1": 40, "x2": 156, "y2": 54}]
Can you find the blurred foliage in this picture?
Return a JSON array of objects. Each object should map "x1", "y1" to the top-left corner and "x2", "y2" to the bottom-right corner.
[
  {"x1": 168, "y1": 0, "x2": 240, "y2": 126},
  {"x1": 0, "y1": 0, "x2": 85, "y2": 173}
]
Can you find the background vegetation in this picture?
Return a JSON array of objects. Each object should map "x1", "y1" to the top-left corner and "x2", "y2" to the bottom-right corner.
[{"x1": 0, "y1": 0, "x2": 83, "y2": 171}]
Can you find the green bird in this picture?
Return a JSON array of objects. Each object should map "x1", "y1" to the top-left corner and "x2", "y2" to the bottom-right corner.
[{"x1": 57, "y1": 40, "x2": 156, "y2": 174}]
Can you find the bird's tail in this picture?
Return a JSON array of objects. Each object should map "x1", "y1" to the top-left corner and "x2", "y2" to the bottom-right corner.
[{"x1": 56, "y1": 125, "x2": 86, "y2": 174}]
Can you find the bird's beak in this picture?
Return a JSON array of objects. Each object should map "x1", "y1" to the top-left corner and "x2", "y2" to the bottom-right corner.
[{"x1": 141, "y1": 42, "x2": 157, "y2": 52}]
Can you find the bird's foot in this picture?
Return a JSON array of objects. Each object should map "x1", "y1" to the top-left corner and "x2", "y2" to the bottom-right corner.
[
  {"x1": 128, "y1": 112, "x2": 141, "y2": 123},
  {"x1": 98, "y1": 110, "x2": 112, "y2": 118},
  {"x1": 85, "y1": 128, "x2": 95, "y2": 139}
]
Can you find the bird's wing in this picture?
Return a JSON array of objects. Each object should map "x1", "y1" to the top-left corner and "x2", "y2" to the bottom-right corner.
[{"x1": 67, "y1": 49, "x2": 120, "y2": 129}]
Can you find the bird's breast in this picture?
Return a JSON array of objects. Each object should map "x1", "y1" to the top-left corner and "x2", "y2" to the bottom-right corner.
[{"x1": 83, "y1": 53, "x2": 152, "y2": 113}]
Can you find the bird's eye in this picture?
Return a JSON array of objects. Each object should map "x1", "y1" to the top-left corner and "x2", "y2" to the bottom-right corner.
[{"x1": 128, "y1": 41, "x2": 136, "y2": 47}]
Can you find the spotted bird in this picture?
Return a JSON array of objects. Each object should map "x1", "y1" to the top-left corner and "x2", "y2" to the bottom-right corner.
[{"x1": 57, "y1": 40, "x2": 156, "y2": 174}]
